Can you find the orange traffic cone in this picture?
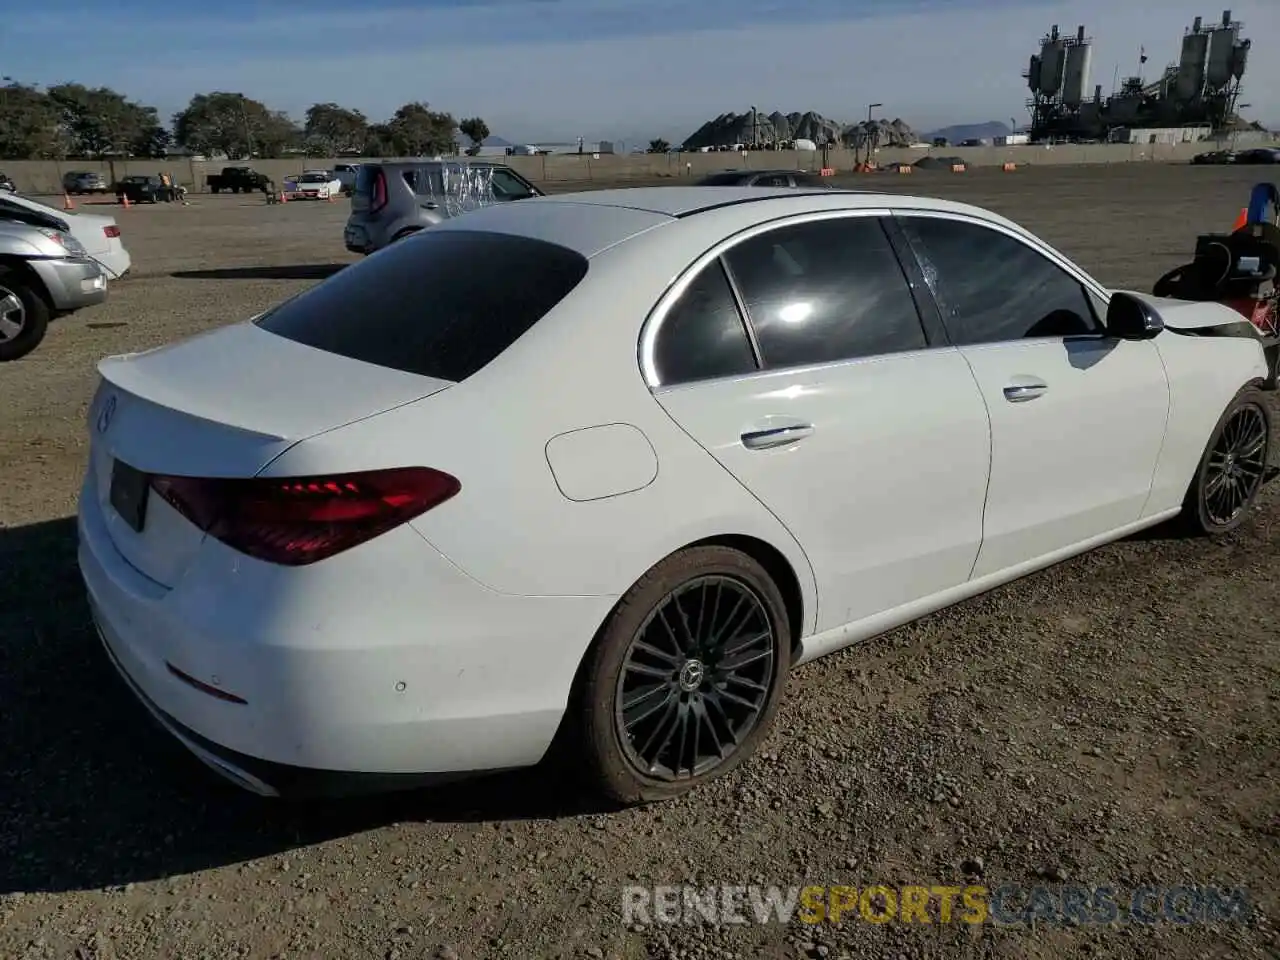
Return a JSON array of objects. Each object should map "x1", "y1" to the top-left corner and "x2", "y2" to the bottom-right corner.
[
  {"x1": 62, "y1": 192, "x2": 74, "y2": 210},
  {"x1": 121, "y1": 194, "x2": 131, "y2": 209},
  {"x1": 1232, "y1": 207, "x2": 1248, "y2": 231}
]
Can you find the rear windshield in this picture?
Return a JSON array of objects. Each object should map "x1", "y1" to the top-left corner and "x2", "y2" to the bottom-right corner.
[
  {"x1": 354, "y1": 165, "x2": 383, "y2": 194},
  {"x1": 255, "y1": 230, "x2": 589, "y2": 381}
]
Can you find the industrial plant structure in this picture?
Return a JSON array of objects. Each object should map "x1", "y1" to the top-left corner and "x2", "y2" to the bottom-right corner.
[{"x1": 1026, "y1": 10, "x2": 1250, "y2": 143}]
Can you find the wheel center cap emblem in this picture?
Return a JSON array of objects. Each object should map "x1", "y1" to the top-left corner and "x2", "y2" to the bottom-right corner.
[{"x1": 678, "y1": 659, "x2": 705, "y2": 692}]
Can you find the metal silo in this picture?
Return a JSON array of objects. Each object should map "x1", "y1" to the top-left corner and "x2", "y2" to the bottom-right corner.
[
  {"x1": 1039, "y1": 33, "x2": 1066, "y2": 97},
  {"x1": 1231, "y1": 38, "x2": 1249, "y2": 79},
  {"x1": 1027, "y1": 54, "x2": 1042, "y2": 93},
  {"x1": 1062, "y1": 30, "x2": 1092, "y2": 107},
  {"x1": 1176, "y1": 26, "x2": 1209, "y2": 100},
  {"x1": 1206, "y1": 14, "x2": 1239, "y2": 88}
]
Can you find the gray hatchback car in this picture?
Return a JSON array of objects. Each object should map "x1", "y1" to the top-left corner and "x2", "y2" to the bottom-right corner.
[{"x1": 343, "y1": 160, "x2": 543, "y2": 255}]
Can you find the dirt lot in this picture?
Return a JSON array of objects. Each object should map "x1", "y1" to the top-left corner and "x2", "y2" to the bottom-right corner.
[{"x1": 1, "y1": 165, "x2": 1277, "y2": 960}]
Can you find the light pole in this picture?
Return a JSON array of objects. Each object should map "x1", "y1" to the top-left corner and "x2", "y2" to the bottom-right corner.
[
  {"x1": 865, "y1": 103, "x2": 883, "y2": 165},
  {"x1": 1231, "y1": 104, "x2": 1250, "y2": 151}
]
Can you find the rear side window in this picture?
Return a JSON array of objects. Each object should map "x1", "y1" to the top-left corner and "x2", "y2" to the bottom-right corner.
[
  {"x1": 654, "y1": 260, "x2": 758, "y2": 385},
  {"x1": 256, "y1": 231, "x2": 588, "y2": 381},
  {"x1": 724, "y1": 217, "x2": 927, "y2": 369}
]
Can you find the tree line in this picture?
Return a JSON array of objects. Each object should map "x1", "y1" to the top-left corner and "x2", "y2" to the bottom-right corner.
[{"x1": 0, "y1": 81, "x2": 491, "y2": 161}]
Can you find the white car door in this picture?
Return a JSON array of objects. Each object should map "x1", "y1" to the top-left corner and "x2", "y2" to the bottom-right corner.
[
  {"x1": 646, "y1": 212, "x2": 992, "y2": 635},
  {"x1": 895, "y1": 212, "x2": 1170, "y2": 579}
]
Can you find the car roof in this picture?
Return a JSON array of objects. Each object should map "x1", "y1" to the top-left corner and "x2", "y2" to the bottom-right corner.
[
  {"x1": 431, "y1": 187, "x2": 1025, "y2": 258},
  {"x1": 521, "y1": 186, "x2": 887, "y2": 217}
]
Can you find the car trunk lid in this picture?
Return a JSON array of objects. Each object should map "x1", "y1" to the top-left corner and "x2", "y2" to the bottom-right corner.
[{"x1": 88, "y1": 321, "x2": 452, "y2": 587}]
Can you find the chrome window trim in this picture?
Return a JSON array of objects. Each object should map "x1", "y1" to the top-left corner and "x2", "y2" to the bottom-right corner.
[{"x1": 638, "y1": 207, "x2": 892, "y2": 389}]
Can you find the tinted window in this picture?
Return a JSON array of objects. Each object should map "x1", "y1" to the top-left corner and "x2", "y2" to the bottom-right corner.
[
  {"x1": 754, "y1": 174, "x2": 791, "y2": 187},
  {"x1": 792, "y1": 173, "x2": 829, "y2": 188},
  {"x1": 489, "y1": 168, "x2": 535, "y2": 199},
  {"x1": 723, "y1": 217, "x2": 927, "y2": 369},
  {"x1": 654, "y1": 260, "x2": 757, "y2": 385},
  {"x1": 355, "y1": 164, "x2": 381, "y2": 194},
  {"x1": 697, "y1": 172, "x2": 748, "y2": 186},
  {"x1": 900, "y1": 216, "x2": 1102, "y2": 344},
  {"x1": 256, "y1": 231, "x2": 588, "y2": 382}
]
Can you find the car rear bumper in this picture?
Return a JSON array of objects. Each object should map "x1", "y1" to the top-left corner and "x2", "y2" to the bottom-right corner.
[
  {"x1": 76, "y1": 473, "x2": 614, "y2": 796},
  {"x1": 28, "y1": 256, "x2": 107, "y2": 311}
]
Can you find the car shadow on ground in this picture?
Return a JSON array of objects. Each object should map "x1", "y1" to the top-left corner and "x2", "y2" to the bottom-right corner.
[
  {"x1": 0, "y1": 517, "x2": 611, "y2": 896},
  {"x1": 170, "y1": 264, "x2": 347, "y2": 281}
]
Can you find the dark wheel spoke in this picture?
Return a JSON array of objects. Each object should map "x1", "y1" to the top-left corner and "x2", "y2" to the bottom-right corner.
[
  {"x1": 625, "y1": 659, "x2": 674, "y2": 681},
  {"x1": 633, "y1": 639, "x2": 681, "y2": 665},
  {"x1": 723, "y1": 673, "x2": 769, "y2": 695},
  {"x1": 615, "y1": 573, "x2": 778, "y2": 781},
  {"x1": 623, "y1": 684, "x2": 673, "y2": 728},
  {"x1": 718, "y1": 643, "x2": 773, "y2": 673}
]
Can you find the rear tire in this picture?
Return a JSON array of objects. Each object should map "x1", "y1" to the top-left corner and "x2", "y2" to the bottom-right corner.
[
  {"x1": 1180, "y1": 386, "x2": 1272, "y2": 535},
  {"x1": 0, "y1": 270, "x2": 51, "y2": 362},
  {"x1": 570, "y1": 545, "x2": 792, "y2": 806}
]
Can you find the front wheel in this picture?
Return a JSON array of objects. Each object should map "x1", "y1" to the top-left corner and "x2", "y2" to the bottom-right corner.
[
  {"x1": 0, "y1": 271, "x2": 51, "y2": 362},
  {"x1": 1181, "y1": 386, "x2": 1272, "y2": 535},
  {"x1": 571, "y1": 545, "x2": 792, "y2": 805}
]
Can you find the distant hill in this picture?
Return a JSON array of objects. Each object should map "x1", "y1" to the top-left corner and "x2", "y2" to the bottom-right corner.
[
  {"x1": 481, "y1": 135, "x2": 513, "y2": 147},
  {"x1": 682, "y1": 110, "x2": 919, "y2": 150},
  {"x1": 923, "y1": 121, "x2": 1012, "y2": 144}
]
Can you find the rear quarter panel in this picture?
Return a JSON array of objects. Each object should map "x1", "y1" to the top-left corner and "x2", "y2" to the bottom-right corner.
[{"x1": 1143, "y1": 329, "x2": 1270, "y2": 516}]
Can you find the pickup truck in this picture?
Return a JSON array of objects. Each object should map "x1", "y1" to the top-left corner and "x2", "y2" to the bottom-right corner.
[{"x1": 205, "y1": 166, "x2": 272, "y2": 194}]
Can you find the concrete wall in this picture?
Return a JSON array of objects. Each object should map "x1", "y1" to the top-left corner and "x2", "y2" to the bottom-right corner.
[{"x1": 2, "y1": 139, "x2": 1275, "y2": 193}]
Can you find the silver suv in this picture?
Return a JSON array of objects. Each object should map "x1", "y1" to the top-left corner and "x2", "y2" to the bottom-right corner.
[
  {"x1": 344, "y1": 160, "x2": 543, "y2": 255},
  {"x1": 0, "y1": 210, "x2": 108, "y2": 361}
]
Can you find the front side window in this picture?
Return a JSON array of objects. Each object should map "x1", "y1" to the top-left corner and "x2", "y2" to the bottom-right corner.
[
  {"x1": 652, "y1": 260, "x2": 758, "y2": 385},
  {"x1": 723, "y1": 217, "x2": 928, "y2": 369},
  {"x1": 898, "y1": 216, "x2": 1102, "y2": 345}
]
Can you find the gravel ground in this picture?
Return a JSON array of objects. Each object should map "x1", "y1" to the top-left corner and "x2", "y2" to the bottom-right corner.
[{"x1": 0, "y1": 165, "x2": 1277, "y2": 959}]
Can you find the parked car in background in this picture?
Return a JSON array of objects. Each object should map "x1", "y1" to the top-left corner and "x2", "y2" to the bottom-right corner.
[
  {"x1": 63, "y1": 171, "x2": 110, "y2": 195},
  {"x1": 334, "y1": 163, "x2": 360, "y2": 195},
  {"x1": 0, "y1": 193, "x2": 131, "y2": 279},
  {"x1": 205, "y1": 166, "x2": 272, "y2": 194},
  {"x1": 285, "y1": 170, "x2": 343, "y2": 200},
  {"x1": 79, "y1": 187, "x2": 1271, "y2": 801},
  {"x1": 0, "y1": 172, "x2": 16, "y2": 194},
  {"x1": 343, "y1": 160, "x2": 542, "y2": 255},
  {"x1": 1191, "y1": 149, "x2": 1237, "y2": 165},
  {"x1": 696, "y1": 169, "x2": 834, "y2": 187},
  {"x1": 115, "y1": 175, "x2": 171, "y2": 204},
  {"x1": 0, "y1": 213, "x2": 107, "y2": 361},
  {"x1": 1235, "y1": 147, "x2": 1280, "y2": 165}
]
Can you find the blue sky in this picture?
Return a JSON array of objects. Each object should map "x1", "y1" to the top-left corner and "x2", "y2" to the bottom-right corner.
[{"x1": 4, "y1": 0, "x2": 1278, "y2": 143}]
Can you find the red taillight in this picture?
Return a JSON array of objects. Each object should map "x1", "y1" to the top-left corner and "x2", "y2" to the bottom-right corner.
[
  {"x1": 103, "y1": 225, "x2": 121, "y2": 238},
  {"x1": 150, "y1": 467, "x2": 459, "y2": 566},
  {"x1": 370, "y1": 169, "x2": 387, "y2": 213}
]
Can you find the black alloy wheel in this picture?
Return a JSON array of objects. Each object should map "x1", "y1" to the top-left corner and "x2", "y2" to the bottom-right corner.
[{"x1": 615, "y1": 574, "x2": 776, "y2": 780}]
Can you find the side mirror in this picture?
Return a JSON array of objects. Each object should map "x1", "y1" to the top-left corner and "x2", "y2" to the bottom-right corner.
[{"x1": 1106, "y1": 292, "x2": 1164, "y2": 340}]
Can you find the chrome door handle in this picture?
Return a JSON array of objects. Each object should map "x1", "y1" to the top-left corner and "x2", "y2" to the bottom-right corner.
[
  {"x1": 741, "y1": 424, "x2": 814, "y2": 449},
  {"x1": 1003, "y1": 382, "x2": 1048, "y2": 402}
]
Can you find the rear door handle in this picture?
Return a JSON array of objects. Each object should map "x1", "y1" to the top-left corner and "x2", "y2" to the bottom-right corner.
[
  {"x1": 741, "y1": 423, "x2": 814, "y2": 450},
  {"x1": 1003, "y1": 380, "x2": 1048, "y2": 402}
]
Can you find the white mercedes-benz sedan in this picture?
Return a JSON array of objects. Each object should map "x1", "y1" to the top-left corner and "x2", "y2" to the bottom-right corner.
[{"x1": 77, "y1": 187, "x2": 1274, "y2": 802}]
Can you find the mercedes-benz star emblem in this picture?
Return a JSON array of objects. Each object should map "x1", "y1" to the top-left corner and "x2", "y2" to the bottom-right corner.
[
  {"x1": 678, "y1": 659, "x2": 705, "y2": 692},
  {"x1": 96, "y1": 394, "x2": 117, "y2": 434}
]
